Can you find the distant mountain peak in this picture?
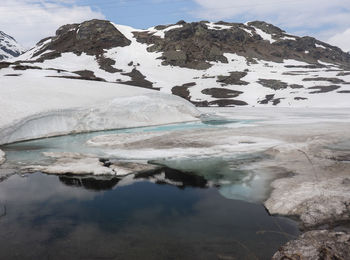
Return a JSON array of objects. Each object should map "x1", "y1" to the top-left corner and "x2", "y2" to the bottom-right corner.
[{"x1": 0, "y1": 31, "x2": 24, "y2": 60}]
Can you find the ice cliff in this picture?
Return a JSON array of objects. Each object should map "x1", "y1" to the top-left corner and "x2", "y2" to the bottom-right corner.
[{"x1": 0, "y1": 76, "x2": 200, "y2": 145}]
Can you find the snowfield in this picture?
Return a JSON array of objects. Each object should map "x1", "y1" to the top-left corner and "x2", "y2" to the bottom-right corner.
[{"x1": 0, "y1": 76, "x2": 200, "y2": 145}]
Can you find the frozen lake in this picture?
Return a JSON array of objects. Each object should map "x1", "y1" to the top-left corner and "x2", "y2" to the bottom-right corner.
[{"x1": 0, "y1": 107, "x2": 349, "y2": 259}]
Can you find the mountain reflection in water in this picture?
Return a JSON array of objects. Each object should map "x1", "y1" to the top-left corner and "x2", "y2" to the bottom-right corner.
[
  {"x1": 59, "y1": 167, "x2": 208, "y2": 191},
  {"x1": 0, "y1": 169, "x2": 299, "y2": 260}
]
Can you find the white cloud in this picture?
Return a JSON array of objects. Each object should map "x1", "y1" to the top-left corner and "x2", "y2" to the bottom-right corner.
[
  {"x1": 328, "y1": 28, "x2": 350, "y2": 52},
  {"x1": 0, "y1": 0, "x2": 105, "y2": 48},
  {"x1": 192, "y1": 0, "x2": 350, "y2": 45}
]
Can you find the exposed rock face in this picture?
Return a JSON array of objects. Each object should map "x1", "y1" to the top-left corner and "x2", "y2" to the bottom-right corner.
[
  {"x1": 134, "y1": 21, "x2": 256, "y2": 70},
  {"x1": 272, "y1": 230, "x2": 350, "y2": 260},
  {"x1": 217, "y1": 72, "x2": 248, "y2": 86},
  {"x1": 32, "y1": 19, "x2": 131, "y2": 60},
  {"x1": 201, "y1": 88, "x2": 243, "y2": 99},
  {"x1": 308, "y1": 85, "x2": 341, "y2": 94},
  {"x1": 134, "y1": 20, "x2": 350, "y2": 70},
  {"x1": 172, "y1": 82, "x2": 196, "y2": 101},
  {"x1": 120, "y1": 68, "x2": 155, "y2": 89},
  {"x1": 258, "y1": 79, "x2": 289, "y2": 90},
  {"x1": 259, "y1": 94, "x2": 284, "y2": 105},
  {"x1": 247, "y1": 21, "x2": 284, "y2": 35},
  {"x1": 0, "y1": 31, "x2": 23, "y2": 60},
  {"x1": 48, "y1": 70, "x2": 107, "y2": 82}
]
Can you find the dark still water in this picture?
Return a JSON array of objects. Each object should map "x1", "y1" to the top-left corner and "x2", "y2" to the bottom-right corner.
[{"x1": 0, "y1": 170, "x2": 299, "y2": 260}]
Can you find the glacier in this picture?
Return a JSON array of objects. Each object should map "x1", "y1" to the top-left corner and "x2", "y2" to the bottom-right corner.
[{"x1": 0, "y1": 76, "x2": 200, "y2": 145}]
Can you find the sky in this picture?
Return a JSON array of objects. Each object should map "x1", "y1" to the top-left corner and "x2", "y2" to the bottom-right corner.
[{"x1": 0, "y1": 0, "x2": 349, "y2": 52}]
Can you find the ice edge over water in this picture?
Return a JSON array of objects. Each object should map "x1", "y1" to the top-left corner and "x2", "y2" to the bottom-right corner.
[{"x1": 0, "y1": 92, "x2": 200, "y2": 145}]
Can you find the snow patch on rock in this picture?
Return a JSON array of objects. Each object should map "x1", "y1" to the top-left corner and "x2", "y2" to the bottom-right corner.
[
  {"x1": 280, "y1": 35, "x2": 296, "y2": 41},
  {"x1": 206, "y1": 22, "x2": 232, "y2": 30},
  {"x1": 148, "y1": 24, "x2": 184, "y2": 38},
  {"x1": 315, "y1": 43, "x2": 327, "y2": 49},
  {"x1": 252, "y1": 27, "x2": 276, "y2": 43}
]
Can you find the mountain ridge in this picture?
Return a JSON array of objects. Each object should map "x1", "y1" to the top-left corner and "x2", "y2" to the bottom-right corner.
[{"x1": 1, "y1": 19, "x2": 350, "y2": 107}]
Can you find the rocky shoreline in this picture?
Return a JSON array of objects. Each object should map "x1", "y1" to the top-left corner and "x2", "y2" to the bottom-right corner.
[{"x1": 262, "y1": 135, "x2": 350, "y2": 259}]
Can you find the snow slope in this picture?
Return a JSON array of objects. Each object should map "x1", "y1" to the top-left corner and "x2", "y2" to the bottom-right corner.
[
  {"x1": 6, "y1": 20, "x2": 349, "y2": 108},
  {"x1": 0, "y1": 75, "x2": 200, "y2": 145}
]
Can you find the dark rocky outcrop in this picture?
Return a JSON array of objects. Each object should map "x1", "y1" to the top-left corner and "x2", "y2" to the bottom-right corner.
[
  {"x1": 259, "y1": 94, "x2": 284, "y2": 105},
  {"x1": 46, "y1": 69, "x2": 106, "y2": 82},
  {"x1": 172, "y1": 83, "x2": 246, "y2": 105},
  {"x1": 120, "y1": 68, "x2": 156, "y2": 89},
  {"x1": 134, "y1": 21, "x2": 258, "y2": 70},
  {"x1": 217, "y1": 72, "x2": 249, "y2": 86},
  {"x1": 247, "y1": 21, "x2": 285, "y2": 35},
  {"x1": 208, "y1": 99, "x2": 248, "y2": 107},
  {"x1": 201, "y1": 88, "x2": 243, "y2": 99},
  {"x1": 97, "y1": 56, "x2": 122, "y2": 73},
  {"x1": 72, "y1": 70, "x2": 106, "y2": 81},
  {"x1": 32, "y1": 19, "x2": 131, "y2": 61},
  {"x1": 337, "y1": 71, "x2": 350, "y2": 76},
  {"x1": 171, "y1": 82, "x2": 196, "y2": 101},
  {"x1": 308, "y1": 85, "x2": 341, "y2": 94},
  {"x1": 258, "y1": 79, "x2": 289, "y2": 90},
  {"x1": 285, "y1": 64, "x2": 325, "y2": 69},
  {"x1": 134, "y1": 20, "x2": 350, "y2": 70},
  {"x1": 303, "y1": 77, "x2": 346, "y2": 84},
  {"x1": 289, "y1": 84, "x2": 304, "y2": 89},
  {"x1": 0, "y1": 62, "x2": 11, "y2": 69},
  {"x1": 12, "y1": 65, "x2": 42, "y2": 70}
]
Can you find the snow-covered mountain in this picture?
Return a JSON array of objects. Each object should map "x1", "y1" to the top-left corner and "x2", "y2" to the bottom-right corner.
[
  {"x1": 0, "y1": 31, "x2": 24, "y2": 60},
  {"x1": 2, "y1": 19, "x2": 350, "y2": 107}
]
